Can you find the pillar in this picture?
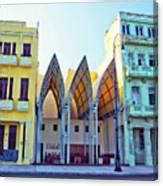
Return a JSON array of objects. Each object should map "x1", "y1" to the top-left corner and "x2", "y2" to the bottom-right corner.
[
  {"x1": 89, "y1": 104, "x2": 94, "y2": 165},
  {"x1": 83, "y1": 117, "x2": 86, "y2": 163},
  {"x1": 18, "y1": 123, "x2": 24, "y2": 163},
  {"x1": 67, "y1": 99, "x2": 71, "y2": 164},
  {"x1": 95, "y1": 103, "x2": 99, "y2": 164},
  {"x1": 3, "y1": 124, "x2": 9, "y2": 150},
  {"x1": 124, "y1": 120, "x2": 130, "y2": 165},
  {"x1": 144, "y1": 128, "x2": 153, "y2": 166},
  {"x1": 128, "y1": 128, "x2": 135, "y2": 166},
  {"x1": 60, "y1": 106, "x2": 66, "y2": 164},
  {"x1": 36, "y1": 105, "x2": 42, "y2": 163}
]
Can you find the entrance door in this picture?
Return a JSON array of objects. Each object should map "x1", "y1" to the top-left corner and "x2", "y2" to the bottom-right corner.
[
  {"x1": 8, "y1": 125, "x2": 17, "y2": 150},
  {"x1": 40, "y1": 143, "x2": 44, "y2": 163},
  {"x1": 0, "y1": 125, "x2": 5, "y2": 157},
  {"x1": 134, "y1": 128, "x2": 145, "y2": 165}
]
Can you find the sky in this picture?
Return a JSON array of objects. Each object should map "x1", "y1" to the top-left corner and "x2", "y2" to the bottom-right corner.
[{"x1": 0, "y1": 0, "x2": 154, "y2": 77}]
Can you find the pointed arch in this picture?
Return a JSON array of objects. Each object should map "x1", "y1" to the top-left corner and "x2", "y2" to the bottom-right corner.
[
  {"x1": 68, "y1": 56, "x2": 93, "y2": 119},
  {"x1": 36, "y1": 54, "x2": 65, "y2": 163},
  {"x1": 94, "y1": 60, "x2": 116, "y2": 120},
  {"x1": 38, "y1": 54, "x2": 65, "y2": 118}
]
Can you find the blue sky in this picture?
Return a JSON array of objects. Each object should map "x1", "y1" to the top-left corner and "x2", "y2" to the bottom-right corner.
[{"x1": 0, "y1": 0, "x2": 154, "y2": 77}]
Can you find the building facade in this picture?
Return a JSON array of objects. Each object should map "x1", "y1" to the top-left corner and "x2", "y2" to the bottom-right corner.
[
  {"x1": 0, "y1": 11, "x2": 158, "y2": 167},
  {"x1": 0, "y1": 21, "x2": 38, "y2": 164},
  {"x1": 104, "y1": 12, "x2": 158, "y2": 166},
  {"x1": 36, "y1": 12, "x2": 158, "y2": 166}
]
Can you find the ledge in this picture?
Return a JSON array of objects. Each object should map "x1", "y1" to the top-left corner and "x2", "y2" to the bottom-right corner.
[
  {"x1": 17, "y1": 100, "x2": 29, "y2": 111},
  {"x1": 0, "y1": 100, "x2": 14, "y2": 111},
  {"x1": 0, "y1": 55, "x2": 17, "y2": 65},
  {"x1": 19, "y1": 56, "x2": 32, "y2": 67}
]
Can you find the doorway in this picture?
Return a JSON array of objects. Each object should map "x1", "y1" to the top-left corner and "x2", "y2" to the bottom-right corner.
[
  {"x1": 0, "y1": 125, "x2": 5, "y2": 158},
  {"x1": 134, "y1": 128, "x2": 145, "y2": 165}
]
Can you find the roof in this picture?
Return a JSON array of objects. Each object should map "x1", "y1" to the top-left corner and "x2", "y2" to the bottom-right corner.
[
  {"x1": 38, "y1": 54, "x2": 65, "y2": 118},
  {"x1": 67, "y1": 56, "x2": 93, "y2": 119}
]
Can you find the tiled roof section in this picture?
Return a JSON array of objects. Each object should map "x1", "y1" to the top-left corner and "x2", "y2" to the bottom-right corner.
[
  {"x1": 95, "y1": 60, "x2": 116, "y2": 120},
  {"x1": 68, "y1": 56, "x2": 93, "y2": 119}
]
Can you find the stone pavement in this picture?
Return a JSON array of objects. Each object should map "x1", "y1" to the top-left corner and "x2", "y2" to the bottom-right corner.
[{"x1": 0, "y1": 165, "x2": 158, "y2": 180}]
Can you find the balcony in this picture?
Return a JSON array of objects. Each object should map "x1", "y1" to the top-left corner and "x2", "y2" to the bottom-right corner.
[
  {"x1": 122, "y1": 35, "x2": 157, "y2": 46},
  {"x1": 128, "y1": 104, "x2": 157, "y2": 117},
  {"x1": 17, "y1": 100, "x2": 29, "y2": 111},
  {"x1": 19, "y1": 56, "x2": 32, "y2": 67},
  {"x1": 0, "y1": 100, "x2": 14, "y2": 111},
  {"x1": 125, "y1": 65, "x2": 157, "y2": 79},
  {"x1": 0, "y1": 55, "x2": 17, "y2": 65}
]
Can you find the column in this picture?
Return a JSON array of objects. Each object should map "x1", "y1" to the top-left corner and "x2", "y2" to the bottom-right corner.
[
  {"x1": 3, "y1": 125, "x2": 9, "y2": 151},
  {"x1": 83, "y1": 118, "x2": 86, "y2": 163},
  {"x1": 89, "y1": 104, "x2": 94, "y2": 165},
  {"x1": 124, "y1": 120, "x2": 130, "y2": 165},
  {"x1": 95, "y1": 104, "x2": 99, "y2": 164},
  {"x1": 67, "y1": 99, "x2": 71, "y2": 164},
  {"x1": 118, "y1": 111, "x2": 124, "y2": 164},
  {"x1": 128, "y1": 128, "x2": 135, "y2": 166},
  {"x1": 144, "y1": 128, "x2": 153, "y2": 166},
  {"x1": 24, "y1": 121, "x2": 32, "y2": 164},
  {"x1": 36, "y1": 105, "x2": 42, "y2": 163},
  {"x1": 60, "y1": 106, "x2": 66, "y2": 164},
  {"x1": 20, "y1": 33, "x2": 23, "y2": 55},
  {"x1": 17, "y1": 123, "x2": 24, "y2": 163}
]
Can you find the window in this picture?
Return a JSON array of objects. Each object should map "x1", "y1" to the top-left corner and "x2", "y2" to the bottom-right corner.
[
  {"x1": 148, "y1": 28, "x2": 152, "y2": 38},
  {"x1": 53, "y1": 124, "x2": 58, "y2": 131},
  {"x1": 152, "y1": 28, "x2": 156, "y2": 38},
  {"x1": 138, "y1": 54, "x2": 145, "y2": 66},
  {"x1": 0, "y1": 125, "x2": 5, "y2": 155},
  {"x1": 132, "y1": 86, "x2": 141, "y2": 105},
  {"x1": 149, "y1": 55, "x2": 155, "y2": 67},
  {"x1": 41, "y1": 124, "x2": 45, "y2": 131},
  {"x1": 139, "y1": 129, "x2": 145, "y2": 150},
  {"x1": 85, "y1": 125, "x2": 89, "y2": 132},
  {"x1": 8, "y1": 78, "x2": 13, "y2": 100},
  {"x1": 135, "y1": 26, "x2": 144, "y2": 36},
  {"x1": 3, "y1": 43, "x2": 11, "y2": 55},
  {"x1": 23, "y1": 43, "x2": 31, "y2": 57},
  {"x1": 8, "y1": 125, "x2": 17, "y2": 150},
  {"x1": 0, "y1": 42, "x2": 2, "y2": 54},
  {"x1": 12, "y1": 43, "x2": 16, "y2": 55},
  {"x1": 148, "y1": 87, "x2": 156, "y2": 106},
  {"x1": 148, "y1": 27, "x2": 156, "y2": 38},
  {"x1": 65, "y1": 125, "x2": 67, "y2": 132},
  {"x1": 98, "y1": 126, "x2": 100, "y2": 133},
  {"x1": 122, "y1": 24, "x2": 130, "y2": 35},
  {"x1": 20, "y1": 78, "x2": 29, "y2": 101},
  {"x1": 128, "y1": 52, "x2": 134, "y2": 65},
  {"x1": 74, "y1": 125, "x2": 79, "y2": 132},
  {"x1": 0, "y1": 78, "x2": 8, "y2": 100}
]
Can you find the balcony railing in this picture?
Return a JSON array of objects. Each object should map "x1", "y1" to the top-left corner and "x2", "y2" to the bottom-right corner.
[
  {"x1": 17, "y1": 100, "x2": 29, "y2": 111},
  {"x1": 122, "y1": 35, "x2": 157, "y2": 45},
  {"x1": 0, "y1": 55, "x2": 17, "y2": 65},
  {"x1": 19, "y1": 56, "x2": 32, "y2": 67},
  {"x1": 128, "y1": 104, "x2": 157, "y2": 117},
  {"x1": 0, "y1": 100, "x2": 14, "y2": 111},
  {"x1": 125, "y1": 65, "x2": 157, "y2": 79}
]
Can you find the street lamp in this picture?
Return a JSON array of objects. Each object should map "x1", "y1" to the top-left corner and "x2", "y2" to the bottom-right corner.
[{"x1": 113, "y1": 33, "x2": 123, "y2": 172}]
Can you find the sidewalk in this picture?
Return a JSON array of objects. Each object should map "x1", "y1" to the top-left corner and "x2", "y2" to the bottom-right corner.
[{"x1": 0, "y1": 165, "x2": 158, "y2": 180}]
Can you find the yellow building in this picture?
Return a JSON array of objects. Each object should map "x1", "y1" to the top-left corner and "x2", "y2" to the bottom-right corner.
[{"x1": 0, "y1": 21, "x2": 38, "y2": 164}]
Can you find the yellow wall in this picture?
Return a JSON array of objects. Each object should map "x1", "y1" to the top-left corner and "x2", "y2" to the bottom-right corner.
[{"x1": 0, "y1": 21, "x2": 38, "y2": 164}]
